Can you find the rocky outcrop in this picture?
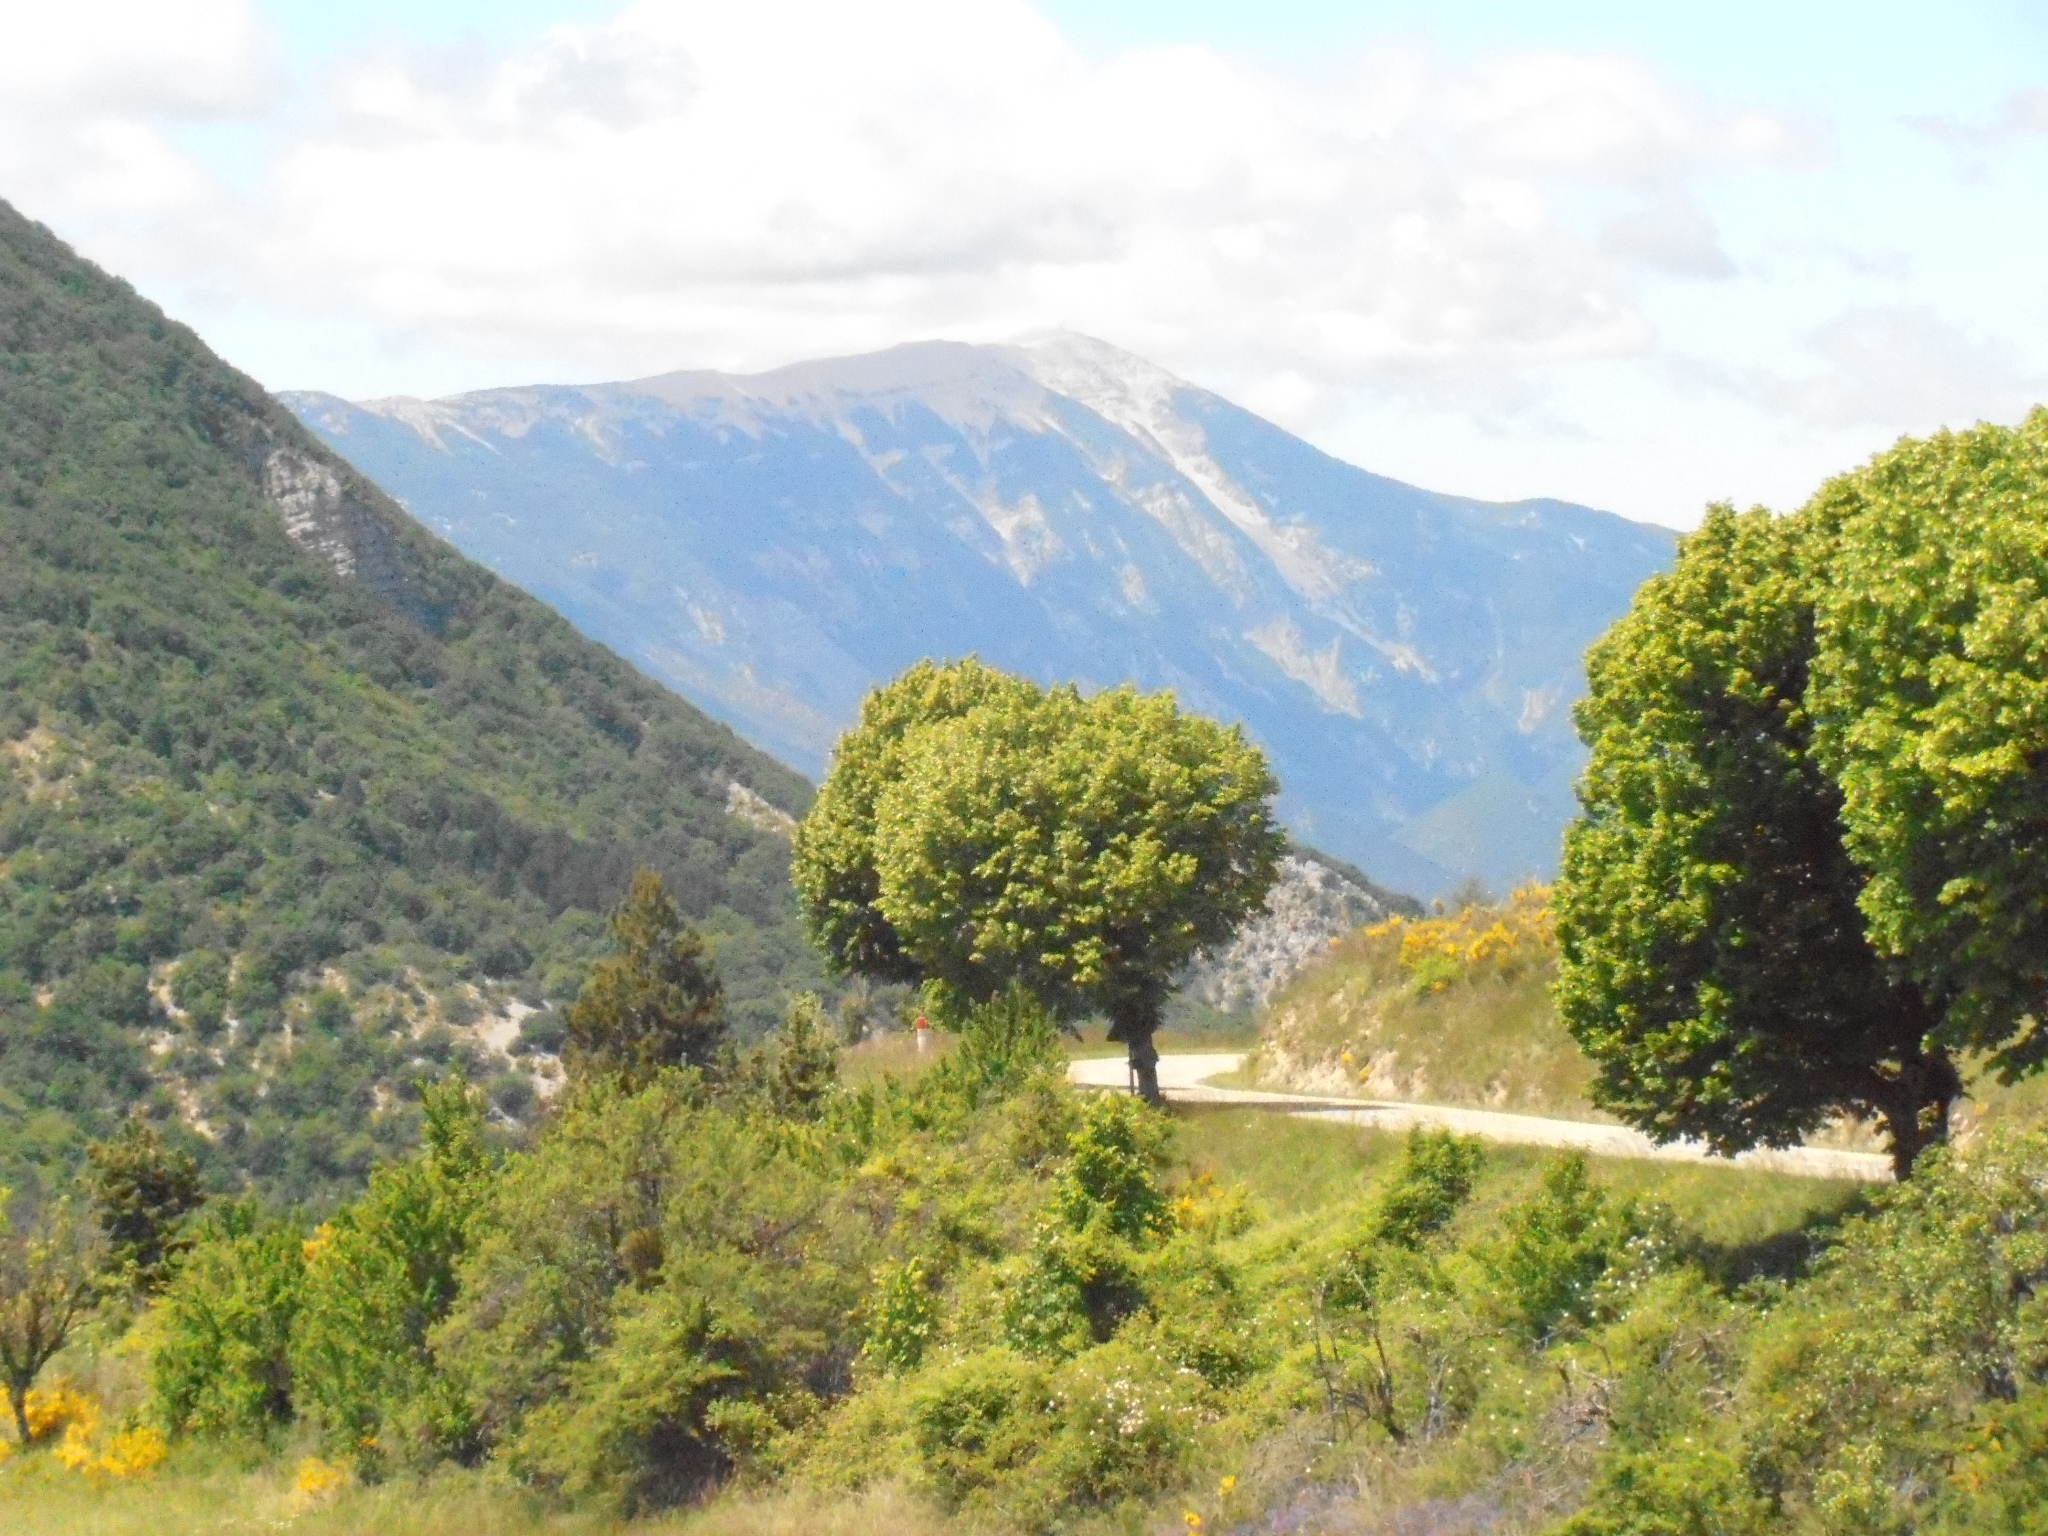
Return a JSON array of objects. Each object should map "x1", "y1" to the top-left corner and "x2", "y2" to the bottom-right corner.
[{"x1": 1179, "y1": 854, "x2": 1405, "y2": 1015}]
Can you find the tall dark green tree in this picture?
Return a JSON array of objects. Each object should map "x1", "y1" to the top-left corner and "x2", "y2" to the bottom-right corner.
[
  {"x1": 1561, "y1": 418, "x2": 2048, "y2": 1177},
  {"x1": 566, "y1": 870, "x2": 728, "y2": 1087},
  {"x1": 1555, "y1": 505, "x2": 1956, "y2": 1178},
  {"x1": 86, "y1": 1117, "x2": 206, "y2": 1292}
]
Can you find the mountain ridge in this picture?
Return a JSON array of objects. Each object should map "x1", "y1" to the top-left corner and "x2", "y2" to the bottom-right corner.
[{"x1": 291, "y1": 334, "x2": 1676, "y2": 894}]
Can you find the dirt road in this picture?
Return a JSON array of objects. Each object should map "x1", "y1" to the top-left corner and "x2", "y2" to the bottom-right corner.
[{"x1": 1067, "y1": 1052, "x2": 1891, "y2": 1182}]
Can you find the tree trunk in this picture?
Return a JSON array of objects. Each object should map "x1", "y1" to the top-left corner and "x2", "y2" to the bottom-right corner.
[
  {"x1": 1873, "y1": 1041, "x2": 1963, "y2": 1181},
  {"x1": 8, "y1": 1380, "x2": 27, "y2": 1449},
  {"x1": 1106, "y1": 996, "x2": 1163, "y2": 1105},
  {"x1": 1128, "y1": 1031, "x2": 1161, "y2": 1104}
]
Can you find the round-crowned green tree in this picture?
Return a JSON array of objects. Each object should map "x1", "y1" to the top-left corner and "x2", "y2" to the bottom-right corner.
[
  {"x1": 792, "y1": 660, "x2": 1284, "y2": 1101},
  {"x1": 1555, "y1": 504, "x2": 1957, "y2": 1178},
  {"x1": 791, "y1": 659, "x2": 1039, "y2": 986},
  {"x1": 1807, "y1": 411, "x2": 2048, "y2": 1087}
]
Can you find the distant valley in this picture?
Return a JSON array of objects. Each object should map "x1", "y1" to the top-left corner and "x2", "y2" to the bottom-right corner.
[{"x1": 290, "y1": 338, "x2": 1676, "y2": 896}]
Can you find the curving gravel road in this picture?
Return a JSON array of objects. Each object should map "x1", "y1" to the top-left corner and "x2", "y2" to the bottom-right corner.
[{"x1": 1068, "y1": 1053, "x2": 1892, "y2": 1182}]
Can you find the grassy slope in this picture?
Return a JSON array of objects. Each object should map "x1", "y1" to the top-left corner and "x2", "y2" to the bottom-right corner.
[
  {"x1": 1248, "y1": 894, "x2": 2048, "y2": 1146},
  {"x1": 0, "y1": 201, "x2": 827, "y2": 1202},
  {"x1": 1246, "y1": 896, "x2": 1596, "y2": 1119}
]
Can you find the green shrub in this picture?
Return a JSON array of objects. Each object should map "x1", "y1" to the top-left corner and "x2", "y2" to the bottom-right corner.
[
  {"x1": 435, "y1": 1075, "x2": 874, "y2": 1512},
  {"x1": 1932, "y1": 1388, "x2": 2048, "y2": 1536},
  {"x1": 863, "y1": 1255, "x2": 940, "y2": 1374},
  {"x1": 1001, "y1": 1217, "x2": 1146, "y2": 1358},
  {"x1": 1039, "y1": 1335, "x2": 1204, "y2": 1507},
  {"x1": 1739, "y1": 1127, "x2": 2048, "y2": 1518},
  {"x1": 149, "y1": 1202, "x2": 305, "y2": 1440},
  {"x1": 1554, "y1": 1443, "x2": 1766, "y2": 1536},
  {"x1": 1480, "y1": 1154, "x2": 1643, "y2": 1341},
  {"x1": 908, "y1": 1349, "x2": 1053, "y2": 1511},
  {"x1": 1052, "y1": 1093, "x2": 1173, "y2": 1242},
  {"x1": 904, "y1": 1339, "x2": 1202, "y2": 1524},
  {"x1": 287, "y1": 1080, "x2": 492, "y2": 1472},
  {"x1": 901, "y1": 985, "x2": 1069, "y2": 1134},
  {"x1": 1372, "y1": 1129, "x2": 1484, "y2": 1248}
]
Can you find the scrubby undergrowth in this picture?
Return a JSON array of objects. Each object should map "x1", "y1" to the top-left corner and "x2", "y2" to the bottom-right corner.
[{"x1": 11, "y1": 986, "x2": 2048, "y2": 1535}]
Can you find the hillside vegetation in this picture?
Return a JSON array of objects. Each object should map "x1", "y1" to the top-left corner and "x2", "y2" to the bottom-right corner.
[
  {"x1": 0, "y1": 201, "x2": 823, "y2": 1204},
  {"x1": 1248, "y1": 888, "x2": 1597, "y2": 1118},
  {"x1": 10, "y1": 999, "x2": 2048, "y2": 1536}
]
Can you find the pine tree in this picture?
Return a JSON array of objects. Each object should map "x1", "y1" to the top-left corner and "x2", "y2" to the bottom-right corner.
[
  {"x1": 565, "y1": 870, "x2": 727, "y2": 1087},
  {"x1": 86, "y1": 1118, "x2": 206, "y2": 1292}
]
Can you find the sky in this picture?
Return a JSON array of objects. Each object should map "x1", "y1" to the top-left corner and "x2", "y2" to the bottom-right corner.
[{"x1": 1, "y1": 0, "x2": 2044, "y2": 528}]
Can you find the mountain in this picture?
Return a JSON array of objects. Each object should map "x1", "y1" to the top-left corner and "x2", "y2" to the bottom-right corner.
[
  {"x1": 288, "y1": 339, "x2": 1675, "y2": 895},
  {"x1": 0, "y1": 201, "x2": 823, "y2": 1203}
]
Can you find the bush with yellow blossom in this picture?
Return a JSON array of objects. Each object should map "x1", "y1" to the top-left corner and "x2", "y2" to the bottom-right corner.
[
  {"x1": 1362, "y1": 884, "x2": 1555, "y2": 997},
  {"x1": 13, "y1": 1383, "x2": 168, "y2": 1481}
]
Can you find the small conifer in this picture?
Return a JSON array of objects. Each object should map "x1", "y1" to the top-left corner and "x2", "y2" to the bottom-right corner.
[{"x1": 565, "y1": 869, "x2": 727, "y2": 1087}]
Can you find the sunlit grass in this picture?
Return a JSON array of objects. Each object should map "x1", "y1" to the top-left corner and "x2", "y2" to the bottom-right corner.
[{"x1": 1173, "y1": 1104, "x2": 1862, "y2": 1261}]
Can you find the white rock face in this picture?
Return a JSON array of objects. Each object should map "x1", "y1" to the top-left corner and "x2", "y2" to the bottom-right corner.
[
  {"x1": 726, "y1": 779, "x2": 797, "y2": 838},
  {"x1": 264, "y1": 449, "x2": 356, "y2": 577},
  {"x1": 1180, "y1": 855, "x2": 1394, "y2": 1015}
]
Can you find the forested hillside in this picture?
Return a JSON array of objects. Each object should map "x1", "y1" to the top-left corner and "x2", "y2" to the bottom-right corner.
[{"x1": 0, "y1": 201, "x2": 823, "y2": 1204}]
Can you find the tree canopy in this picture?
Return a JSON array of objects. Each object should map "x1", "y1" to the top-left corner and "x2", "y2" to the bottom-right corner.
[
  {"x1": 1557, "y1": 411, "x2": 2048, "y2": 1176},
  {"x1": 792, "y1": 659, "x2": 1284, "y2": 1100},
  {"x1": 1807, "y1": 412, "x2": 2048, "y2": 1074}
]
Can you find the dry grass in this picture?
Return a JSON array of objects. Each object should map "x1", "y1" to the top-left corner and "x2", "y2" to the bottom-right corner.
[
  {"x1": 1250, "y1": 956, "x2": 1598, "y2": 1119},
  {"x1": 0, "y1": 1458, "x2": 952, "y2": 1536},
  {"x1": 0, "y1": 1459, "x2": 579, "y2": 1536},
  {"x1": 837, "y1": 1028, "x2": 955, "y2": 1088}
]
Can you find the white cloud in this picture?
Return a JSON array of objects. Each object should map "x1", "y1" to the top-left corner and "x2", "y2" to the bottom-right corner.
[
  {"x1": 1911, "y1": 87, "x2": 2048, "y2": 150},
  {"x1": 16, "y1": 0, "x2": 2037, "y2": 529},
  {"x1": 0, "y1": 0, "x2": 272, "y2": 113},
  {"x1": 0, "y1": 0, "x2": 1800, "y2": 410},
  {"x1": 1750, "y1": 305, "x2": 2044, "y2": 431},
  {"x1": 0, "y1": 0, "x2": 273, "y2": 258}
]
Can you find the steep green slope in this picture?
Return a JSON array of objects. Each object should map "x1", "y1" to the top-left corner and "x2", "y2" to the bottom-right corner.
[{"x1": 0, "y1": 201, "x2": 823, "y2": 1202}]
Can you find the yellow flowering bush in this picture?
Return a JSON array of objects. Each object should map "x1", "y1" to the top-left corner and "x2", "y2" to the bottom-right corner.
[
  {"x1": 290, "y1": 1455, "x2": 352, "y2": 1511},
  {"x1": 1170, "y1": 1172, "x2": 1252, "y2": 1241},
  {"x1": 75, "y1": 1425, "x2": 169, "y2": 1480},
  {"x1": 25, "y1": 1388, "x2": 169, "y2": 1481},
  {"x1": 1363, "y1": 885, "x2": 1555, "y2": 996},
  {"x1": 24, "y1": 1381, "x2": 99, "y2": 1442}
]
